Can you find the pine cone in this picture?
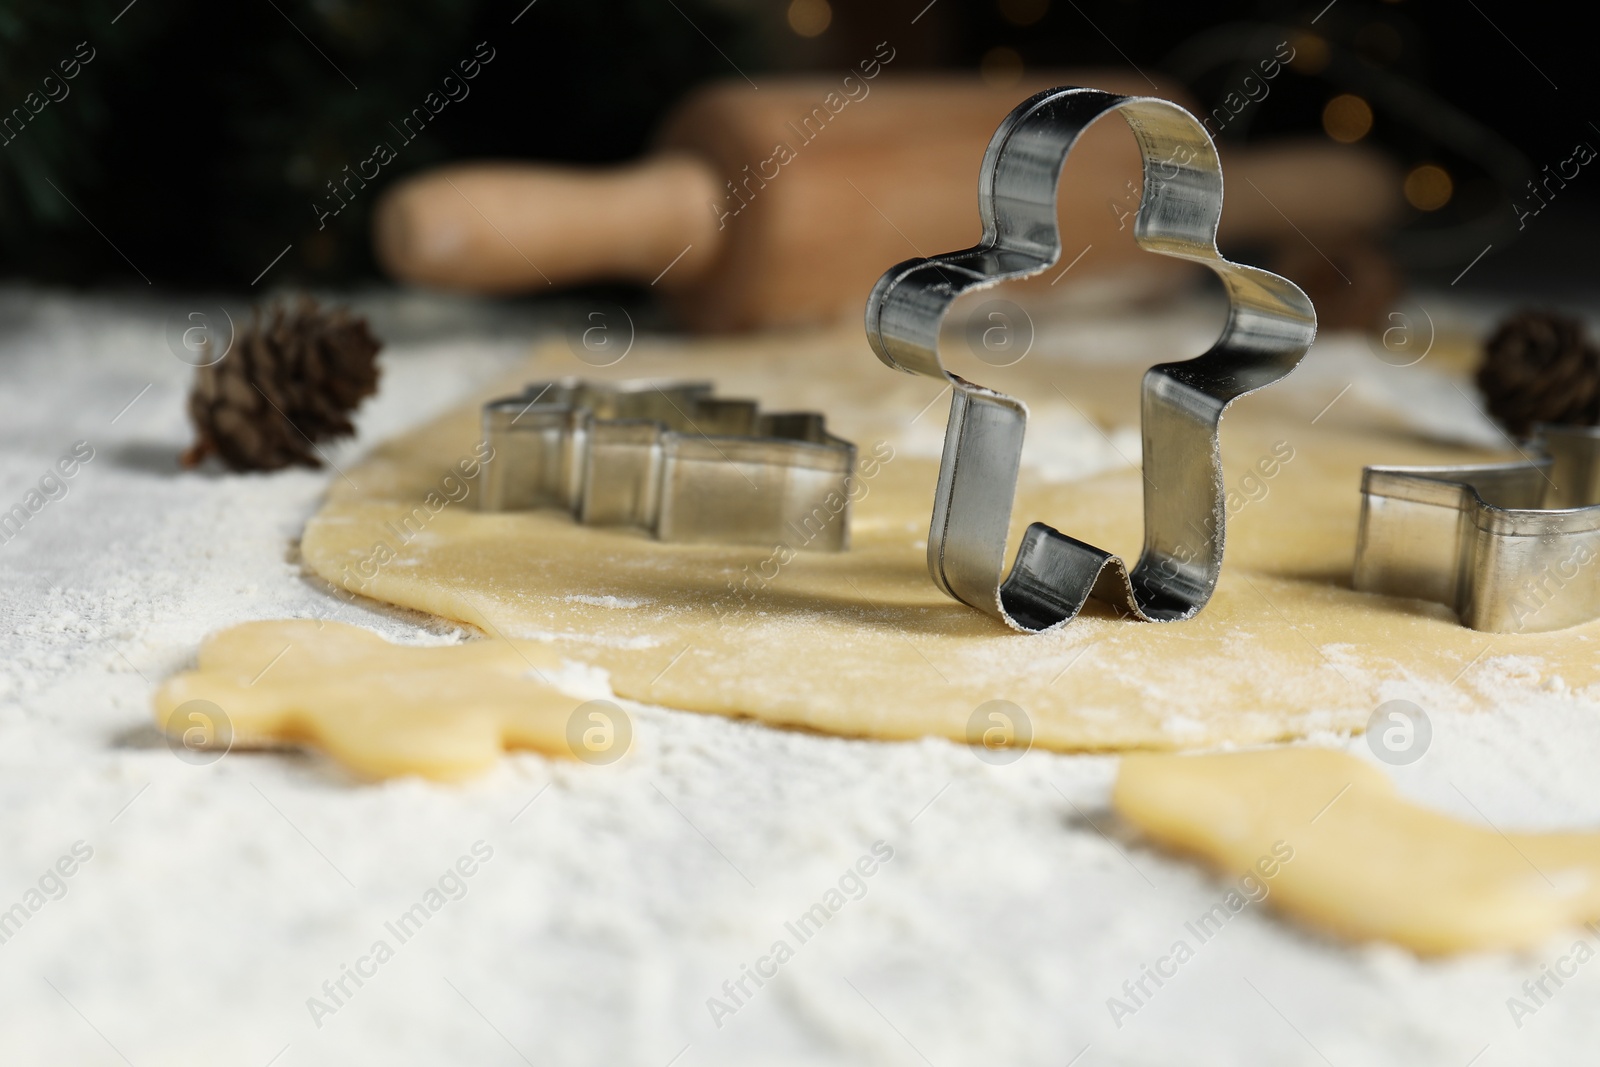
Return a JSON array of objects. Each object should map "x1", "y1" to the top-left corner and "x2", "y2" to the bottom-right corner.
[
  {"x1": 181, "y1": 298, "x2": 381, "y2": 471},
  {"x1": 1476, "y1": 310, "x2": 1600, "y2": 437}
]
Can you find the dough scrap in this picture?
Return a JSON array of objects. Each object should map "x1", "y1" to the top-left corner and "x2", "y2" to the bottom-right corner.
[
  {"x1": 1115, "y1": 748, "x2": 1600, "y2": 954},
  {"x1": 153, "y1": 620, "x2": 596, "y2": 780},
  {"x1": 295, "y1": 326, "x2": 1600, "y2": 751}
]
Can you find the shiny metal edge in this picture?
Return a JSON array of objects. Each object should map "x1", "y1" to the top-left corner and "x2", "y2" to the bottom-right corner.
[
  {"x1": 478, "y1": 379, "x2": 856, "y2": 551},
  {"x1": 863, "y1": 87, "x2": 1316, "y2": 632},
  {"x1": 1354, "y1": 427, "x2": 1600, "y2": 633}
]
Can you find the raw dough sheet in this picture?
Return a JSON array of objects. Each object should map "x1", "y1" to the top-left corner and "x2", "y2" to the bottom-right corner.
[{"x1": 303, "y1": 320, "x2": 1600, "y2": 750}]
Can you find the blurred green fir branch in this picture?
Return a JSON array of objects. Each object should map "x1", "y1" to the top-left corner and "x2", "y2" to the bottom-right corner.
[{"x1": 0, "y1": 0, "x2": 756, "y2": 286}]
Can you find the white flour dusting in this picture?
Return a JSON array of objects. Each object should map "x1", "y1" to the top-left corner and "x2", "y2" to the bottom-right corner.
[
  {"x1": 3, "y1": 287, "x2": 1599, "y2": 1065},
  {"x1": 564, "y1": 594, "x2": 656, "y2": 609}
]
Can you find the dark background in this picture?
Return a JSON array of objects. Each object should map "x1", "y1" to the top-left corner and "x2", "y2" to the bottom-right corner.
[{"x1": 0, "y1": 0, "x2": 1591, "y2": 296}]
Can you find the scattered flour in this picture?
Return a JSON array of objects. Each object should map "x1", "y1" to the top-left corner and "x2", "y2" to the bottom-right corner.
[
  {"x1": 564, "y1": 593, "x2": 656, "y2": 609},
  {"x1": 2, "y1": 287, "x2": 1598, "y2": 1065}
]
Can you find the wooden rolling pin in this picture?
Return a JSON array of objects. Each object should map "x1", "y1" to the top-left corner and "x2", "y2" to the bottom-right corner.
[{"x1": 374, "y1": 71, "x2": 1401, "y2": 332}]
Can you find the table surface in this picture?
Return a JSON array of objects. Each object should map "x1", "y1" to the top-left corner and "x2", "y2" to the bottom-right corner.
[{"x1": 2, "y1": 284, "x2": 1598, "y2": 1066}]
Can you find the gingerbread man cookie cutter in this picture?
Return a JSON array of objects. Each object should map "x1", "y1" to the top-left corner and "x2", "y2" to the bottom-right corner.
[
  {"x1": 1354, "y1": 424, "x2": 1600, "y2": 633},
  {"x1": 864, "y1": 87, "x2": 1316, "y2": 632},
  {"x1": 478, "y1": 379, "x2": 856, "y2": 550}
]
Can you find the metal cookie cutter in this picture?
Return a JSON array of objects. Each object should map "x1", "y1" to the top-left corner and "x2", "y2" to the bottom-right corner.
[
  {"x1": 864, "y1": 87, "x2": 1316, "y2": 632},
  {"x1": 1354, "y1": 425, "x2": 1600, "y2": 633},
  {"x1": 477, "y1": 379, "x2": 856, "y2": 550}
]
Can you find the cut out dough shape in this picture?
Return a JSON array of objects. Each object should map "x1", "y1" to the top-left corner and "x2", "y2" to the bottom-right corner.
[
  {"x1": 154, "y1": 620, "x2": 588, "y2": 781},
  {"x1": 297, "y1": 327, "x2": 1600, "y2": 751},
  {"x1": 1115, "y1": 748, "x2": 1600, "y2": 954}
]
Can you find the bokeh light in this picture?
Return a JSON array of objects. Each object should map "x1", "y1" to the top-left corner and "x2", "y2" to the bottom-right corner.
[
  {"x1": 1404, "y1": 164, "x2": 1454, "y2": 210},
  {"x1": 1323, "y1": 94, "x2": 1374, "y2": 143},
  {"x1": 981, "y1": 45, "x2": 1025, "y2": 87},
  {"x1": 786, "y1": 0, "x2": 831, "y2": 38}
]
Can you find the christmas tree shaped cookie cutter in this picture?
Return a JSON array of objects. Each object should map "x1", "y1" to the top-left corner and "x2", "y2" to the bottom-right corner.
[
  {"x1": 865, "y1": 87, "x2": 1316, "y2": 632},
  {"x1": 478, "y1": 379, "x2": 856, "y2": 550}
]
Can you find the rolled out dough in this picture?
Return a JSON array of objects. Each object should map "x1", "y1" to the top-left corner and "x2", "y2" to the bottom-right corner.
[
  {"x1": 1114, "y1": 748, "x2": 1600, "y2": 954},
  {"x1": 295, "y1": 324, "x2": 1600, "y2": 751}
]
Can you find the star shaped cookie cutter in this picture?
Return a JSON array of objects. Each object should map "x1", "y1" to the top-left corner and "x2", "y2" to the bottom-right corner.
[
  {"x1": 1353, "y1": 424, "x2": 1600, "y2": 633},
  {"x1": 864, "y1": 87, "x2": 1316, "y2": 632},
  {"x1": 477, "y1": 379, "x2": 856, "y2": 550}
]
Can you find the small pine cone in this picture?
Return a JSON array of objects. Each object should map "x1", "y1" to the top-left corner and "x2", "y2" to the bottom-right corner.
[
  {"x1": 1476, "y1": 310, "x2": 1600, "y2": 437},
  {"x1": 182, "y1": 297, "x2": 382, "y2": 471}
]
